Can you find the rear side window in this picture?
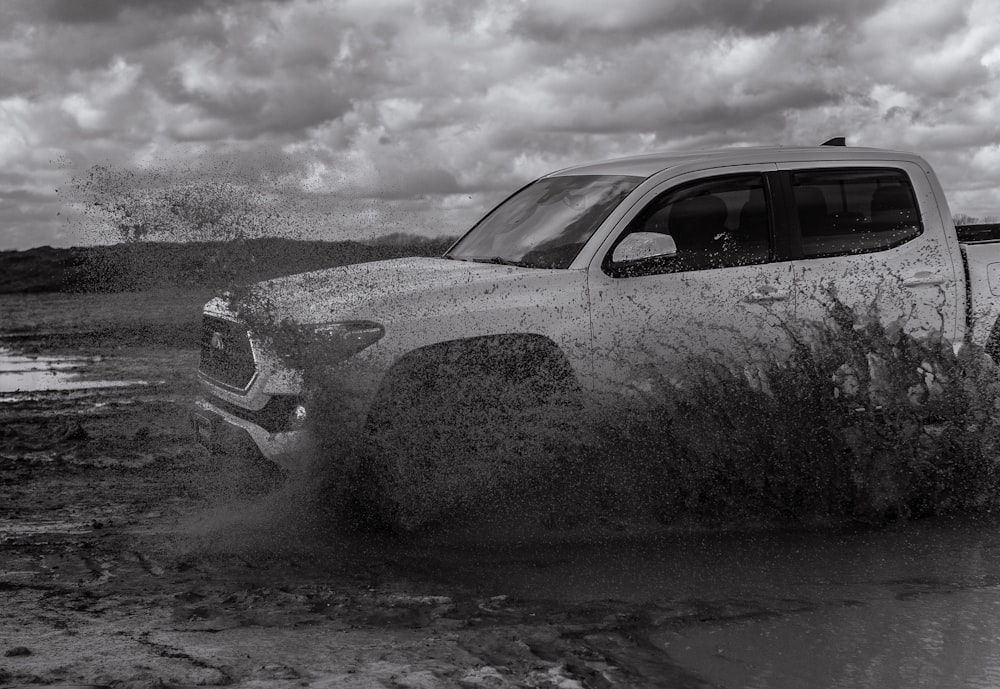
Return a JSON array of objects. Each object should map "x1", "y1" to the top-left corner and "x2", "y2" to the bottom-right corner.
[{"x1": 791, "y1": 168, "x2": 922, "y2": 258}]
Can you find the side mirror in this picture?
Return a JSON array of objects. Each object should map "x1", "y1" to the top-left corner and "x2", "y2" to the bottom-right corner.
[{"x1": 612, "y1": 232, "x2": 677, "y2": 263}]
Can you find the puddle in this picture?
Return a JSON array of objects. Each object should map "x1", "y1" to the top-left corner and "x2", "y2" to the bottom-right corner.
[
  {"x1": 408, "y1": 518, "x2": 1000, "y2": 688},
  {"x1": 0, "y1": 348, "x2": 149, "y2": 395},
  {"x1": 654, "y1": 588, "x2": 1000, "y2": 689},
  {"x1": 0, "y1": 518, "x2": 93, "y2": 539}
]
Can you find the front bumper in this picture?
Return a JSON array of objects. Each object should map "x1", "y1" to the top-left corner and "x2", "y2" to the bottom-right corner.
[{"x1": 192, "y1": 398, "x2": 316, "y2": 472}]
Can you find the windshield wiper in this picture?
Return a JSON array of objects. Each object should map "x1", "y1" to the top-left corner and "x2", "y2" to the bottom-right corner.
[{"x1": 467, "y1": 256, "x2": 527, "y2": 267}]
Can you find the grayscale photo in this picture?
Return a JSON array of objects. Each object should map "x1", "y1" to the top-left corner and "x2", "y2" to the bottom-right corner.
[{"x1": 2, "y1": 1, "x2": 1000, "y2": 687}]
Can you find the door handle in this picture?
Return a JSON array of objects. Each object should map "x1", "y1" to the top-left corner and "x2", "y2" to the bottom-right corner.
[
  {"x1": 902, "y1": 271, "x2": 947, "y2": 287},
  {"x1": 745, "y1": 288, "x2": 789, "y2": 303}
]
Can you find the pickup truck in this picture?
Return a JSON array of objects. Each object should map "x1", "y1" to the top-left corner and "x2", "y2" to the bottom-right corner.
[{"x1": 192, "y1": 143, "x2": 1000, "y2": 472}]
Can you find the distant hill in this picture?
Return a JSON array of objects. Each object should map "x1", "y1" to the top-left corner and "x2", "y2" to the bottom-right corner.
[{"x1": 0, "y1": 236, "x2": 457, "y2": 293}]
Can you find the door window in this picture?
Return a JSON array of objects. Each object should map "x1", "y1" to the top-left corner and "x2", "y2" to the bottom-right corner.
[
  {"x1": 791, "y1": 168, "x2": 923, "y2": 258},
  {"x1": 606, "y1": 174, "x2": 770, "y2": 277}
]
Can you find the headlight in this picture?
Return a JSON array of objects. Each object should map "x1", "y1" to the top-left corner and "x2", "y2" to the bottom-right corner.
[
  {"x1": 311, "y1": 320, "x2": 385, "y2": 359},
  {"x1": 270, "y1": 319, "x2": 385, "y2": 369}
]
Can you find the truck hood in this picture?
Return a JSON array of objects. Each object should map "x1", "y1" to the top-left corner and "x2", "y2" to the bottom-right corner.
[{"x1": 232, "y1": 256, "x2": 582, "y2": 326}]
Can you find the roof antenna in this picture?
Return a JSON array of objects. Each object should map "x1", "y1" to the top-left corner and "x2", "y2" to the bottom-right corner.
[{"x1": 821, "y1": 136, "x2": 846, "y2": 146}]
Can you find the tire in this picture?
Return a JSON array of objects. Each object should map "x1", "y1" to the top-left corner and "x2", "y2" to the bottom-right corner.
[{"x1": 359, "y1": 336, "x2": 581, "y2": 529}]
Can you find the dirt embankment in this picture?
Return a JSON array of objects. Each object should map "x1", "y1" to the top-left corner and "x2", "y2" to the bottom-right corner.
[{"x1": 0, "y1": 236, "x2": 455, "y2": 293}]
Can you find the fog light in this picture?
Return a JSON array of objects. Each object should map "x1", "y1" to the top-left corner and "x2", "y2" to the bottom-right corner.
[{"x1": 290, "y1": 404, "x2": 308, "y2": 429}]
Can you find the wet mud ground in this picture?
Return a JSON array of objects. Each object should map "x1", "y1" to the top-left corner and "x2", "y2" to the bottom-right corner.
[{"x1": 5, "y1": 291, "x2": 1000, "y2": 688}]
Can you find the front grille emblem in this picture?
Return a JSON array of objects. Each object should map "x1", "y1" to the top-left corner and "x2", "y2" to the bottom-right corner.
[{"x1": 210, "y1": 331, "x2": 226, "y2": 351}]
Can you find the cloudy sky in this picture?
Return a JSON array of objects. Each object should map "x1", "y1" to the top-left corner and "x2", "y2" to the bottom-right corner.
[{"x1": 1, "y1": 0, "x2": 998, "y2": 249}]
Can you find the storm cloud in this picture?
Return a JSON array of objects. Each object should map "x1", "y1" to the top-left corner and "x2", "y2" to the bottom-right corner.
[{"x1": 1, "y1": 0, "x2": 998, "y2": 248}]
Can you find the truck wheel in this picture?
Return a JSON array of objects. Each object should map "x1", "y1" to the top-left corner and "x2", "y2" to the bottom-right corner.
[{"x1": 360, "y1": 336, "x2": 581, "y2": 530}]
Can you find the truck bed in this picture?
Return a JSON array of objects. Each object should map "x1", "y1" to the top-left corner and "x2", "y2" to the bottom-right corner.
[
  {"x1": 956, "y1": 224, "x2": 1000, "y2": 244},
  {"x1": 957, "y1": 225, "x2": 1000, "y2": 350}
]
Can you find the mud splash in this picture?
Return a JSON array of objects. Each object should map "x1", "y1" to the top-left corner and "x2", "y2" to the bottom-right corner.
[
  {"x1": 260, "y1": 300, "x2": 1000, "y2": 534},
  {"x1": 163, "y1": 459, "x2": 354, "y2": 561}
]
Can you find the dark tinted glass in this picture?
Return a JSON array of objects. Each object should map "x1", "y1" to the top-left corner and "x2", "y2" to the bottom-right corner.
[
  {"x1": 792, "y1": 168, "x2": 922, "y2": 258},
  {"x1": 610, "y1": 173, "x2": 770, "y2": 275}
]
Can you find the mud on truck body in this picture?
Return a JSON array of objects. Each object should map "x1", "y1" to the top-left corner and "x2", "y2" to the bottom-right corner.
[{"x1": 193, "y1": 144, "x2": 1000, "y2": 472}]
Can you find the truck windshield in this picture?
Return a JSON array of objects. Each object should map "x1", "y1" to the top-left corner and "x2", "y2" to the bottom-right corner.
[{"x1": 446, "y1": 174, "x2": 642, "y2": 269}]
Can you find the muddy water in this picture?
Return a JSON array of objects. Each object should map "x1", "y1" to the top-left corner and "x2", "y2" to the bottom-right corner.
[
  {"x1": 408, "y1": 519, "x2": 1000, "y2": 688},
  {"x1": 0, "y1": 348, "x2": 149, "y2": 395}
]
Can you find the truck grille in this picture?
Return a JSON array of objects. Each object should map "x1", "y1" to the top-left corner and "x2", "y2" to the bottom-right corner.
[{"x1": 199, "y1": 315, "x2": 256, "y2": 390}]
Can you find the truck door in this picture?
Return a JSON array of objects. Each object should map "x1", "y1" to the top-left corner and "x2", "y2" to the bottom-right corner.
[
  {"x1": 778, "y1": 162, "x2": 960, "y2": 344},
  {"x1": 588, "y1": 167, "x2": 794, "y2": 393}
]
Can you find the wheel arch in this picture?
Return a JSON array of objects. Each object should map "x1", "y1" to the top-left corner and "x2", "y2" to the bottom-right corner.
[{"x1": 364, "y1": 332, "x2": 581, "y2": 425}]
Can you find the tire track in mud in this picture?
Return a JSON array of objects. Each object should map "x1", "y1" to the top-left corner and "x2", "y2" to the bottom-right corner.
[{"x1": 133, "y1": 633, "x2": 233, "y2": 686}]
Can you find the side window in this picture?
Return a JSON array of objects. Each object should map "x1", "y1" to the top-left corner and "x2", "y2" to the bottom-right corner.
[
  {"x1": 607, "y1": 173, "x2": 770, "y2": 276},
  {"x1": 792, "y1": 168, "x2": 923, "y2": 258}
]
